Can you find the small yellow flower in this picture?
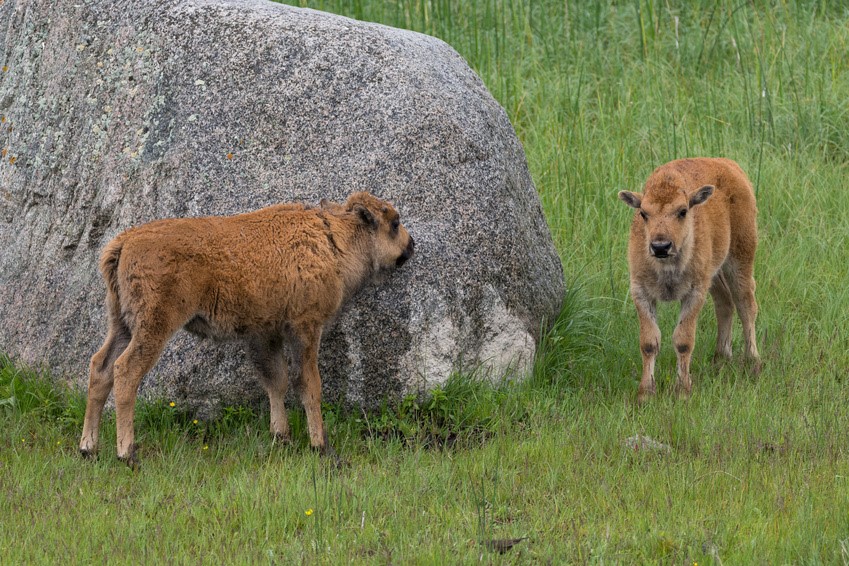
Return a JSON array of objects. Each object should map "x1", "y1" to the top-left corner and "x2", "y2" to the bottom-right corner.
[
  {"x1": 169, "y1": 401, "x2": 175, "y2": 407},
  {"x1": 56, "y1": 440, "x2": 61, "y2": 445},
  {"x1": 21, "y1": 438, "x2": 25, "y2": 443},
  {"x1": 203, "y1": 445, "x2": 209, "y2": 450},
  {"x1": 193, "y1": 419, "x2": 199, "y2": 425},
  {"x1": 305, "y1": 508, "x2": 314, "y2": 517}
]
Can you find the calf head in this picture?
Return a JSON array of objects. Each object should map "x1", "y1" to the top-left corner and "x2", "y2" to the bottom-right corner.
[
  {"x1": 345, "y1": 192, "x2": 415, "y2": 268},
  {"x1": 619, "y1": 183, "x2": 714, "y2": 261}
]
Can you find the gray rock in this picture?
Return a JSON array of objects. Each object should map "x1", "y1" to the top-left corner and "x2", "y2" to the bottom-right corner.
[
  {"x1": 0, "y1": 0, "x2": 564, "y2": 415},
  {"x1": 624, "y1": 435, "x2": 672, "y2": 455}
]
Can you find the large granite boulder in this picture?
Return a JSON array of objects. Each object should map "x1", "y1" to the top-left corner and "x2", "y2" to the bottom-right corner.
[{"x1": 0, "y1": 0, "x2": 564, "y2": 414}]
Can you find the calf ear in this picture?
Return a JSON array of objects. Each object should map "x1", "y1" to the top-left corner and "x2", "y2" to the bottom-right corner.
[
  {"x1": 320, "y1": 198, "x2": 330, "y2": 209},
  {"x1": 618, "y1": 191, "x2": 642, "y2": 209},
  {"x1": 689, "y1": 185, "x2": 715, "y2": 207},
  {"x1": 351, "y1": 203, "x2": 378, "y2": 230}
]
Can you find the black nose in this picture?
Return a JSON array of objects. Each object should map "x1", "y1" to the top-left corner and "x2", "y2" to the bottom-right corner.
[
  {"x1": 396, "y1": 236, "x2": 415, "y2": 266},
  {"x1": 650, "y1": 241, "x2": 672, "y2": 257}
]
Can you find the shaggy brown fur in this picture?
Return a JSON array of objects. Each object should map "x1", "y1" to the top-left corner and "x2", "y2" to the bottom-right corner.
[
  {"x1": 79, "y1": 192, "x2": 415, "y2": 466},
  {"x1": 619, "y1": 158, "x2": 760, "y2": 403}
]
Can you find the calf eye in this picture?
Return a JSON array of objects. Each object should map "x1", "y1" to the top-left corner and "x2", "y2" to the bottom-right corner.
[
  {"x1": 639, "y1": 211, "x2": 648, "y2": 221},
  {"x1": 678, "y1": 209, "x2": 687, "y2": 219}
]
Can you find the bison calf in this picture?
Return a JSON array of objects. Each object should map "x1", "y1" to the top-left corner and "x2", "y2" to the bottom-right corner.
[
  {"x1": 79, "y1": 192, "x2": 414, "y2": 466},
  {"x1": 619, "y1": 158, "x2": 761, "y2": 403}
]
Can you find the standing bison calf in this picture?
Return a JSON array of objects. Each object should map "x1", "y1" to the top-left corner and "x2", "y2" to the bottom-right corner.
[
  {"x1": 79, "y1": 192, "x2": 414, "y2": 466},
  {"x1": 619, "y1": 158, "x2": 761, "y2": 403}
]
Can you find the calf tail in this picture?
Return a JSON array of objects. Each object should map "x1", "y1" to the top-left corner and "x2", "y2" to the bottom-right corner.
[{"x1": 99, "y1": 234, "x2": 128, "y2": 327}]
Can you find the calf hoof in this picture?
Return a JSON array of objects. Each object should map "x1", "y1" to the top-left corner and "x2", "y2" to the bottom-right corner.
[
  {"x1": 79, "y1": 447, "x2": 98, "y2": 460},
  {"x1": 751, "y1": 359, "x2": 763, "y2": 376},
  {"x1": 117, "y1": 444, "x2": 140, "y2": 471},
  {"x1": 637, "y1": 385, "x2": 656, "y2": 405},
  {"x1": 318, "y1": 443, "x2": 347, "y2": 469},
  {"x1": 312, "y1": 442, "x2": 334, "y2": 457},
  {"x1": 674, "y1": 382, "x2": 692, "y2": 400},
  {"x1": 712, "y1": 352, "x2": 731, "y2": 365},
  {"x1": 271, "y1": 432, "x2": 292, "y2": 446}
]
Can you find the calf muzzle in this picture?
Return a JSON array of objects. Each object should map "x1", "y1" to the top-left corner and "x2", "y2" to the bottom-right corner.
[
  {"x1": 650, "y1": 240, "x2": 673, "y2": 258},
  {"x1": 396, "y1": 236, "x2": 415, "y2": 266}
]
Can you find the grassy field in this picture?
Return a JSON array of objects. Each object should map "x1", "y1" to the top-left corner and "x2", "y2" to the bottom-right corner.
[{"x1": 3, "y1": 0, "x2": 849, "y2": 562}]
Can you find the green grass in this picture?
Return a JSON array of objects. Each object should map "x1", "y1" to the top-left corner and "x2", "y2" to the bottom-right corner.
[{"x1": 4, "y1": 0, "x2": 849, "y2": 562}]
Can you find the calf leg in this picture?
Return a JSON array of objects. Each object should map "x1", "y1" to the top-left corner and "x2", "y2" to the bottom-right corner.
[
  {"x1": 249, "y1": 338, "x2": 291, "y2": 442},
  {"x1": 673, "y1": 291, "x2": 708, "y2": 399},
  {"x1": 633, "y1": 294, "x2": 660, "y2": 404},
  {"x1": 113, "y1": 329, "x2": 171, "y2": 466},
  {"x1": 294, "y1": 326, "x2": 328, "y2": 452},
  {"x1": 709, "y1": 270, "x2": 735, "y2": 361},
  {"x1": 79, "y1": 321, "x2": 131, "y2": 457},
  {"x1": 728, "y1": 263, "x2": 761, "y2": 374}
]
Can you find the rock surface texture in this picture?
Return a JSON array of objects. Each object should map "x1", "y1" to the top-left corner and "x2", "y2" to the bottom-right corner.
[{"x1": 0, "y1": 0, "x2": 564, "y2": 414}]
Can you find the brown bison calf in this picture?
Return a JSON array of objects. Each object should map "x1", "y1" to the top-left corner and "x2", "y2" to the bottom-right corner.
[
  {"x1": 619, "y1": 158, "x2": 760, "y2": 403},
  {"x1": 79, "y1": 192, "x2": 414, "y2": 466}
]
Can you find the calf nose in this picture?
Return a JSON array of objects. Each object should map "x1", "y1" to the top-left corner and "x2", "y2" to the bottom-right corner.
[
  {"x1": 650, "y1": 241, "x2": 672, "y2": 257},
  {"x1": 396, "y1": 236, "x2": 415, "y2": 266}
]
